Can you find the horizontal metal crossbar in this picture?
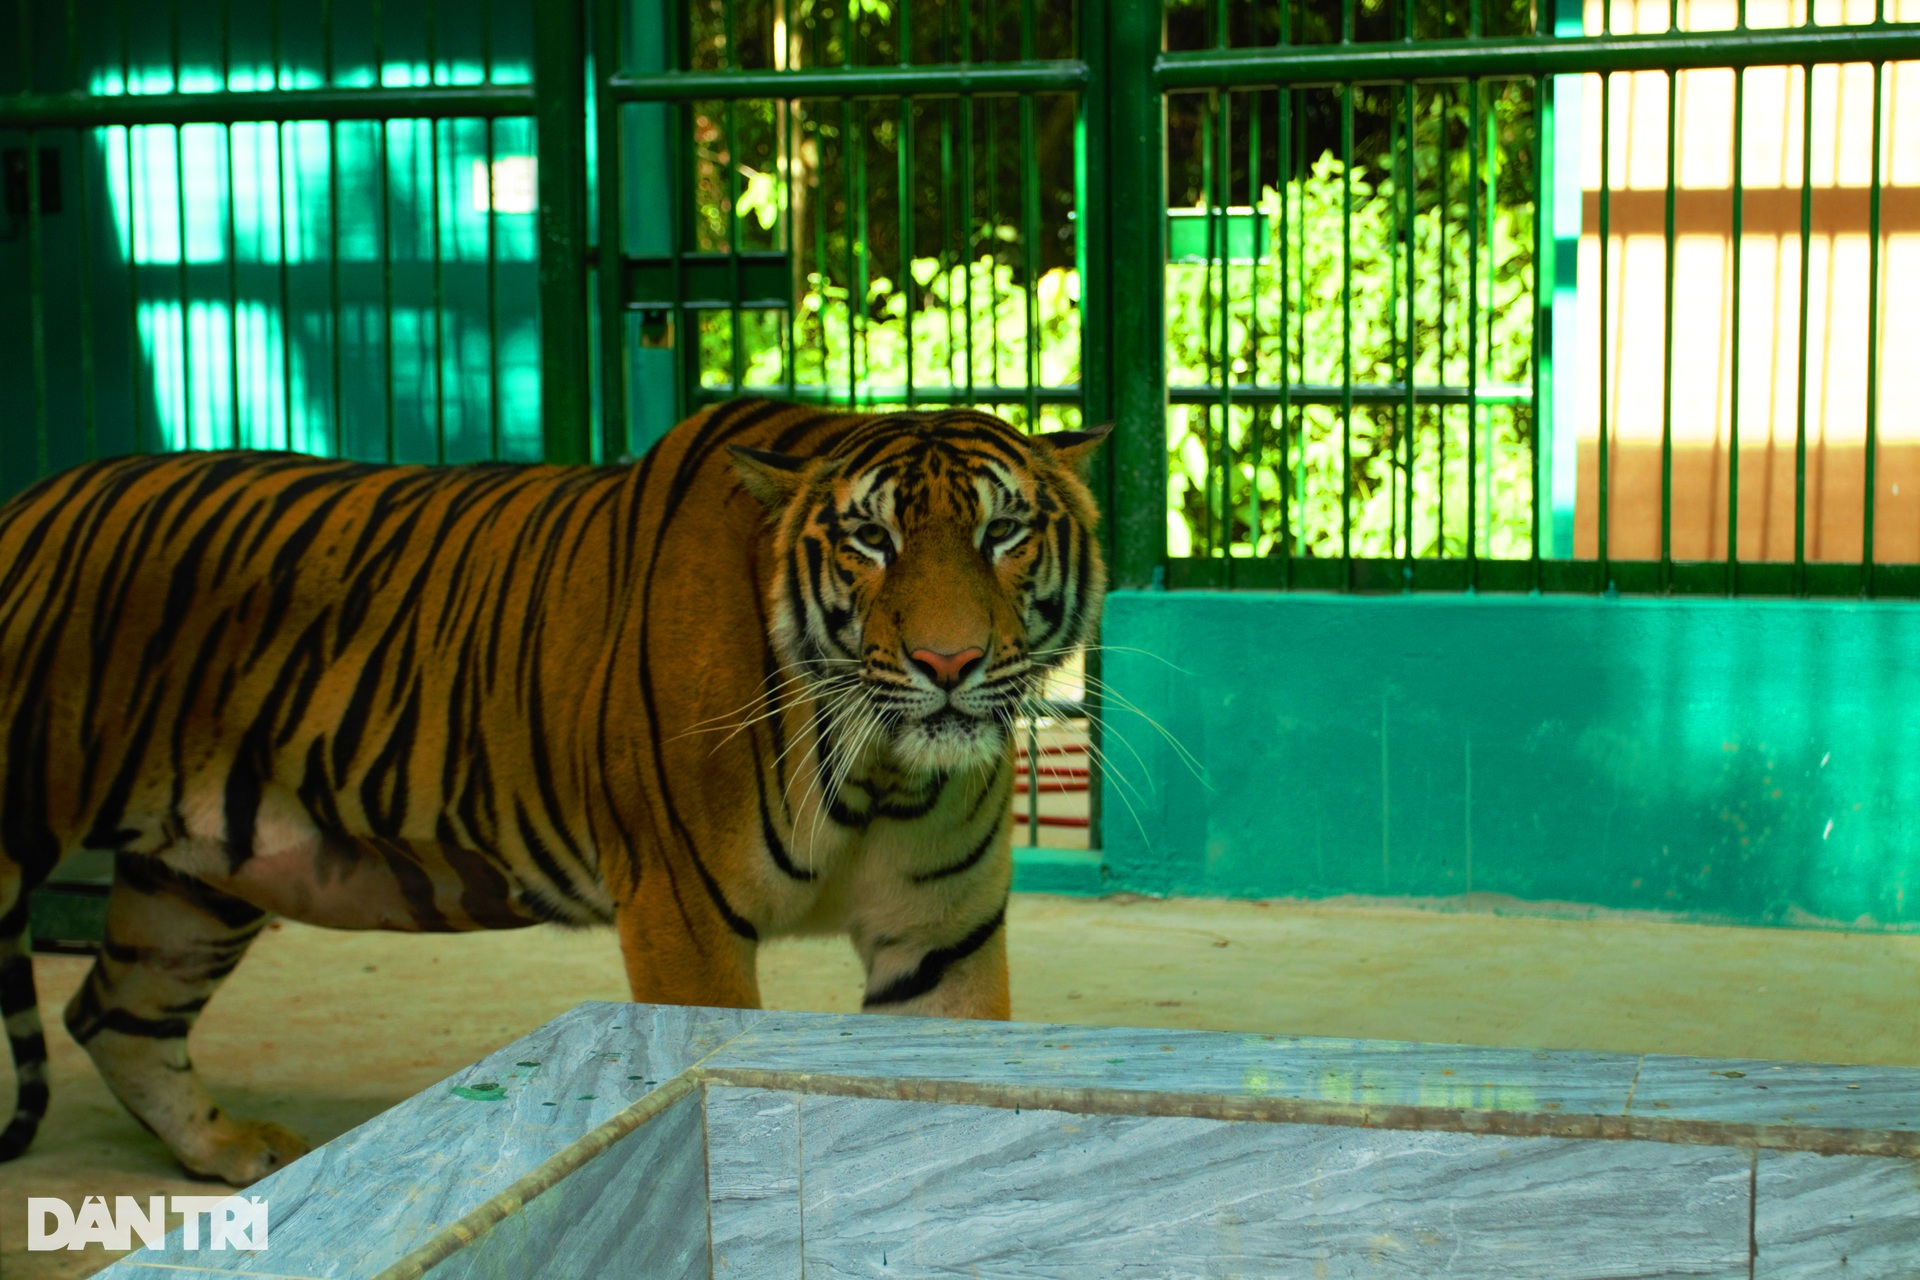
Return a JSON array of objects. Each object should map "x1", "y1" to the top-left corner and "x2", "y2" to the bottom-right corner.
[
  {"x1": 1166, "y1": 557, "x2": 1920, "y2": 599},
  {"x1": 606, "y1": 60, "x2": 1089, "y2": 102},
  {"x1": 1156, "y1": 26, "x2": 1920, "y2": 91},
  {"x1": 694, "y1": 384, "x2": 1532, "y2": 409},
  {"x1": 0, "y1": 86, "x2": 538, "y2": 129}
]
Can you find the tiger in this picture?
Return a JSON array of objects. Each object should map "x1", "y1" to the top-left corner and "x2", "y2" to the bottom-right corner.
[{"x1": 0, "y1": 398, "x2": 1108, "y2": 1185}]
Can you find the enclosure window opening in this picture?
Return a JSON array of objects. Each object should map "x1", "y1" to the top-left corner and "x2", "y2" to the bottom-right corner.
[
  {"x1": 1155, "y1": 0, "x2": 1920, "y2": 599},
  {"x1": 0, "y1": 0, "x2": 546, "y2": 487}
]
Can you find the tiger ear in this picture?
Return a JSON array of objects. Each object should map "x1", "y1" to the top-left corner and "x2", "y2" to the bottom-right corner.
[
  {"x1": 728, "y1": 446, "x2": 844, "y2": 510},
  {"x1": 1034, "y1": 423, "x2": 1112, "y2": 476}
]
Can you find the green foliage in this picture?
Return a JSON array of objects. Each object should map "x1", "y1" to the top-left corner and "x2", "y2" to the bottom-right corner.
[{"x1": 705, "y1": 139, "x2": 1538, "y2": 560}]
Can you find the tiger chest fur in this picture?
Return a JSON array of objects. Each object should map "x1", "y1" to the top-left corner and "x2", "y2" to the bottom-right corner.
[{"x1": 0, "y1": 398, "x2": 1107, "y2": 1184}]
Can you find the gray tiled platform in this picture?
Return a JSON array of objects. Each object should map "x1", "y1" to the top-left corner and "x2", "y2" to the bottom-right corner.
[{"x1": 98, "y1": 1002, "x2": 1920, "y2": 1279}]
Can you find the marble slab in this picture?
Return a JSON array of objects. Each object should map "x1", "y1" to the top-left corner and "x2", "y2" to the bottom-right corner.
[
  {"x1": 422, "y1": 1090, "x2": 709, "y2": 1280},
  {"x1": 704, "y1": 1010, "x2": 1646, "y2": 1124},
  {"x1": 1629, "y1": 1056, "x2": 1920, "y2": 1136},
  {"x1": 99, "y1": 1003, "x2": 766, "y2": 1277},
  {"x1": 706, "y1": 1086, "x2": 804, "y2": 1279},
  {"x1": 90, "y1": 1003, "x2": 1920, "y2": 1279},
  {"x1": 1753, "y1": 1150, "x2": 1920, "y2": 1277},
  {"x1": 788, "y1": 1090, "x2": 1754, "y2": 1279}
]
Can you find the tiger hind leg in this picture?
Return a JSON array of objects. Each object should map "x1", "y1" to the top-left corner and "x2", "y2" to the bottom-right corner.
[
  {"x1": 65, "y1": 855, "x2": 309, "y2": 1185},
  {"x1": 0, "y1": 863, "x2": 51, "y2": 1161}
]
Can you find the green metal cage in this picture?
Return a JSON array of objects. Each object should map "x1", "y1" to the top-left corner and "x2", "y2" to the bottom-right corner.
[{"x1": 5, "y1": 0, "x2": 1920, "y2": 859}]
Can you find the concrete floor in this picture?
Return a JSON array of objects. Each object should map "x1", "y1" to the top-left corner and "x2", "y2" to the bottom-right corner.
[{"x1": 1, "y1": 893, "x2": 1916, "y2": 1278}]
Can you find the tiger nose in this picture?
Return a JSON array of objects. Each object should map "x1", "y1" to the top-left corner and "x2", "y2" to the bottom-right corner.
[{"x1": 908, "y1": 647, "x2": 985, "y2": 690}]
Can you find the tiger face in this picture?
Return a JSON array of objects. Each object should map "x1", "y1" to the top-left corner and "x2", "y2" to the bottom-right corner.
[{"x1": 732, "y1": 410, "x2": 1108, "y2": 775}]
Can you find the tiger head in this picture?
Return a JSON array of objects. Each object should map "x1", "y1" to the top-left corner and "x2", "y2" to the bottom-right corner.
[{"x1": 731, "y1": 410, "x2": 1108, "y2": 775}]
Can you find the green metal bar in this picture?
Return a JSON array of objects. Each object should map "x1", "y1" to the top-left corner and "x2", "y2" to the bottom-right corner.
[
  {"x1": 1863, "y1": 58, "x2": 1884, "y2": 592},
  {"x1": 322, "y1": 0, "x2": 340, "y2": 454},
  {"x1": 844, "y1": 95, "x2": 858, "y2": 402},
  {"x1": 534, "y1": 0, "x2": 593, "y2": 463},
  {"x1": 223, "y1": 2, "x2": 239, "y2": 447},
  {"x1": 901, "y1": 94, "x2": 917, "y2": 406},
  {"x1": 1278, "y1": 84, "x2": 1292, "y2": 580},
  {"x1": 1598, "y1": 71, "x2": 1611, "y2": 575},
  {"x1": 175, "y1": 122, "x2": 192, "y2": 448},
  {"x1": 1793, "y1": 61, "x2": 1812, "y2": 591},
  {"x1": 1109, "y1": 0, "x2": 1167, "y2": 589},
  {"x1": 488, "y1": 115, "x2": 502, "y2": 458},
  {"x1": 1467, "y1": 79, "x2": 1480, "y2": 578},
  {"x1": 1529, "y1": 76, "x2": 1544, "y2": 579},
  {"x1": 1078, "y1": 0, "x2": 1111, "y2": 850},
  {"x1": 606, "y1": 60, "x2": 1088, "y2": 102},
  {"x1": 1200, "y1": 94, "x2": 1217, "y2": 552},
  {"x1": 1436, "y1": 88, "x2": 1449, "y2": 554},
  {"x1": 27, "y1": 133, "x2": 47, "y2": 480},
  {"x1": 1403, "y1": 82, "x2": 1417, "y2": 565},
  {"x1": 226, "y1": 122, "x2": 241, "y2": 447},
  {"x1": 1216, "y1": 91, "x2": 1231, "y2": 552},
  {"x1": 1247, "y1": 92, "x2": 1262, "y2": 553},
  {"x1": 0, "y1": 87, "x2": 543, "y2": 130},
  {"x1": 79, "y1": 119, "x2": 98, "y2": 460},
  {"x1": 1211, "y1": 22, "x2": 1225, "y2": 551},
  {"x1": 1660, "y1": 67, "x2": 1677, "y2": 587},
  {"x1": 380, "y1": 120, "x2": 395, "y2": 462},
  {"x1": 960, "y1": 95, "x2": 975, "y2": 403},
  {"x1": 1154, "y1": 26, "x2": 1920, "y2": 88},
  {"x1": 726, "y1": 98, "x2": 745, "y2": 393},
  {"x1": 594, "y1": 0, "x2": 626, "y2": 460},
  {"x1": 432, "y1": 118, "x2": 448, "y2": 464},
  {"x1": 1021, "y1": 88, "x2": 1038, "y2": 431},
  {"x1": 1341, "y1": 83, "x2": 1354, "y2": 581},
  {"x1": 1728, "y1": 64, "x2": 1744, "y2": 582}
]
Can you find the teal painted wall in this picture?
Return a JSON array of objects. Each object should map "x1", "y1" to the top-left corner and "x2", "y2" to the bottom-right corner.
[{"x1": 1099, "y1": 590, "x2": 1920, "y2": 930}]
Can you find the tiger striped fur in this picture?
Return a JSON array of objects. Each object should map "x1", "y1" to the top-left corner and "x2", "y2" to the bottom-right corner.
[{"x1": 0, "y1": 398, "x2": 1107, "y2": 1184}]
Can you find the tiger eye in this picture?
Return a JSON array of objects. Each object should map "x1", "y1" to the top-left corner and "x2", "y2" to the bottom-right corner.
[
  {"x1": 984, "y1": 517, "x2": 1021, "y2": 542},
  {"x1": 852, "y1": 522, "x2": 891, "y2": 550}
]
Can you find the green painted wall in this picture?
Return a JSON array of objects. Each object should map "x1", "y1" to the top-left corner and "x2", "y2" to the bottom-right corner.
[{"x1": 1099, "y1": 590, "x2": 1920, "y2": 930}]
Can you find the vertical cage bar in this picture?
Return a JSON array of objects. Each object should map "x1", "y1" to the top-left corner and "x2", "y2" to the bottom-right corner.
[
  {"x1": 1403, "y1": 82, "x2": 1417, "y2": 566},
  {"x1": 1278, "y1": 83, "x2": 1293, "y2": 580},
  {"x1": 534, "y1": 0, "x2": 593, "y2": 462},
  {"x1": 1792, "y1": 61, "x2": 1812, "y2": 590},
  {"x1": 1026, "y1": 717, "x2": 1040, "y2": 846},
  {"x1": 900, "y1": 93, "x2": 916, "y2": 405},
  {"x1": 174, "y1": 122, "x2": 192, "y2": 449},
  {"x1": 1021, "y1": 88, "x2": 1039, "y2": 431},
  {"x1": 225, "y1": 122, "x2": 240, "y2": 447},
  {"x1": 379, "y1": 119, "x2": 396, "y2": 461},
  {"x1": 222, "y1": 0, "x2": 239, "y2": 449},
  {"x1": 726, "y1": 98, "x2": 745, "y2": 393},
  {"x1": 1247, "y1": 91, "x2": 1262, "y2": 552},
  {"x1": 1340, "y1": 83, "x2": 1354, "y2": 582},
  {"x1": 1109, "y1": 0, "x2": 1168, "y2": 589},
  {"x1": 1530, "y1": 76, "x2": 1545, "y2": 577},
  {"x1": 1862, "y1": 59, "x2": 1885, "y2": 591},
  {"x1": 1659, "y1": 68, "x2": 1677, "y2": 586},
  {"x1": 1467, "y1": 80, "x2": 1481, "y2": 577},
  {"x1": 1597, "y1": 70, "x2": 1612, "y2": 574},
  {"x1": 1215, "y1": 91, "x2": 1232, "y2": 553},
  {"x1": 960, "y1": 94, "x2": 976, "y2": 403},
  {"x1": 1728, "y1": 63, "x2": 1744, "y2": 586},
  {"x1": 594, "y1": 0, "x2": 625, "y2": 460},
  {"x1": 27, "y1": 132, "x2": 48, "y2": 479},
  {"x1": 842, "y1": 96, "x2": 858, "y2": 401}
]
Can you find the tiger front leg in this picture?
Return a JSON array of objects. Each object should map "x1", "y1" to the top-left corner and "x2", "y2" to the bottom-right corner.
[
  {"x1": 850, "y1": 839, "x2": 1013, "y2": 1021},
  {"x1": 613, "y1": 882, "x2": 763, "y2": 1010},
  {"x1": 65, "y1": 856, "x2": 309, "y2": 1186}
]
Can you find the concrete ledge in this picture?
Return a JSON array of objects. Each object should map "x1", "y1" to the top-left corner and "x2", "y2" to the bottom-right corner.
[{"x1": 99, "y1": 1002, "x2": 1920, "y2": 1278}]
